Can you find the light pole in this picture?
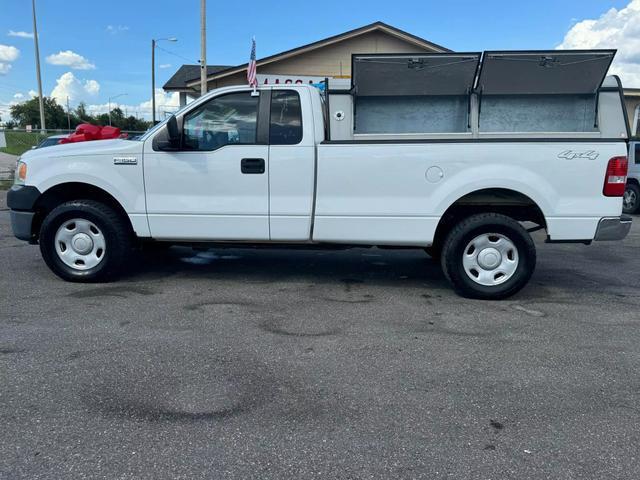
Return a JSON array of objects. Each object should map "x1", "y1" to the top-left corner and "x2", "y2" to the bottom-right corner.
[
  {"x1": 31, "y1": 0, "x2": 46, "y2": 132},
  {"x1": 151, "y1": 37, "x2": 177, "y2": 124},
  {"x1": 108, "y1": 93, "x2": 127, "y2": 126}
]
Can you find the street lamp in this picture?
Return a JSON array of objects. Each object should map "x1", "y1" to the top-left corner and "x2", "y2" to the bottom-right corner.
[
  {"x1": 151, "y1": 37, "x2": 177, "y2": 124},
  {"x1": 31, "y1": 0, "x2": 46, "y2": 132},
  {"x1": 108, "y1": 93, "x2": 127, "y2": 126}
]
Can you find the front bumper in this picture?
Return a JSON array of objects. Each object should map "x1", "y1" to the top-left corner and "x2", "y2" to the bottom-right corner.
[
  {"x1": 594, "y1": 215, "x2": 632, "y2": 241},
  {"x1": 10, "y1": 210, "x2": 36, "y2": 241},
  {"x1": 7, "y1": 185, "x2": 41, "y2": 242}
]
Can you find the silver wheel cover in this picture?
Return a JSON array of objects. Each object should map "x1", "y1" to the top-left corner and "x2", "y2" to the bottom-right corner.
[
  {"x1": 54, "y1": 218, "x2": 106, "y2": 270},
  {"x1": 462, "y1": 233, "x2": 519, "y2": 286}
]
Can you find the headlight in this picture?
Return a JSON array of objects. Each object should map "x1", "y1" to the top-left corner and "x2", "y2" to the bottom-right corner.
[{"x1": 14, "y1": 160, "x2": 27, "y2": 185}]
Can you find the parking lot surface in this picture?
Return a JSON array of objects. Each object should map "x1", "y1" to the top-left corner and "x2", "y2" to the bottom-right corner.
[{"x1": 1, "y1": 193, "x2": 640, "y2": 479}]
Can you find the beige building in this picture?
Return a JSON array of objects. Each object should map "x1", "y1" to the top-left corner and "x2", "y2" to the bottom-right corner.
[{"x1": 163, "y1": 22, "x2": 449, "y2": 105}]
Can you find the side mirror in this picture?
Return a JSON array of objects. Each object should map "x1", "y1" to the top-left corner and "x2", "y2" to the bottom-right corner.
[
  {"x1": 152, "y1": 115, "x2": 181, "y2": 151},
  {"x1": 166, "y1": 115, "x2": 179, "y2": 146}
]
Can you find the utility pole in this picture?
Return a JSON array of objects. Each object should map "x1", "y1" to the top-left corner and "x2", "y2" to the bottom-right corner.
[
  {"x1": 66, "y1": 96, "x2": 71, "y2": 130},
  {"x1": 200, "y1": 0, "x2": 207, "y2": 96},
  {"x1": 151, "y1": 38, "x2": 156, "y2": 124},
  {"x1": 31, "y1": 0, "x2": 46, "y2": 132}
]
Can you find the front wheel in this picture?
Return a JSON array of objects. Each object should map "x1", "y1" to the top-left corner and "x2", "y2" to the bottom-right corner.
[
  {"x1": 441, "y1": 213, "x2": 536, "y2": 300},
  {"x1": 623, "y1": 183, "x2": 640, "y2": 215},
  {"x1": 39, "y1": 200, "x2": 133, "y2": 282}
]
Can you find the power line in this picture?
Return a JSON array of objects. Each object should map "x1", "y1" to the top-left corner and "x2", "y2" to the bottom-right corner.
[{"x1": 155, "y1": 44, "x2": 197, "y2": 64}]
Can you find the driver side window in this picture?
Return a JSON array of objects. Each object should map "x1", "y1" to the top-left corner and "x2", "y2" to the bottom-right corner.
[{"x1": 183, "y1": 92, "x2": 259, "y2": 151}]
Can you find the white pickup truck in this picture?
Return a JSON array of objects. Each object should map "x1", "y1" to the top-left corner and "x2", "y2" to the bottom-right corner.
[{"x1": 7, "y1": 50, "x2": 632, "y2": 299}]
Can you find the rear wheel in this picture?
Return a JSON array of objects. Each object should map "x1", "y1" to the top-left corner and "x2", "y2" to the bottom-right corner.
[
  {"x1": 623, "y1": 183, "x2": 640, "y2": 214},
  {"x1": 39, "y1": 200, "x2": 132, "y2": 282},
  {"x1": 441, "y1": 213, "x2": 536, "y2": 300}
]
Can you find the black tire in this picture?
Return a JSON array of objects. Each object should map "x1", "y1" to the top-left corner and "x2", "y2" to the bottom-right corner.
[
  {"x1": 623, "y1": 183, "x2": 640, "y2": 215},
  {"x1": 39, "y1": 200, "x2": 132, "y2": 282},
  {"x1": 440, "y1": 213, "x2": 536, "y2": 300}
]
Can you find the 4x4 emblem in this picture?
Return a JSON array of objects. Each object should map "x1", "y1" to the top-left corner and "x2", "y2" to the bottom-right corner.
[{"x1": 558, "y1": 150, "x2": 599, "y2": 160}]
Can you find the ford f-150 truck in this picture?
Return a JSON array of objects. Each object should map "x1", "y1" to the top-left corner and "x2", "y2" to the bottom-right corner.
[{"x1": 7, "y1": 50, "x2": 632, "y2": 299}]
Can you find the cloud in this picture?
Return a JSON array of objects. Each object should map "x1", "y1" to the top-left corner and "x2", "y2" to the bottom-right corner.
[
  {"x1": 50, "y1": 72, "x2": 100, "y2": 103},
  {"x1": 0, "y1": 44, "x2": 19, "y2": 62},
  {"x1": 8, "y1": 30, "x2": 34, "y2": 39},
  {"x1": 557, "y1": 0, "x2": 640, "y2": 87},
  {"x1": 159, "y1": 63, "x2": 172, "y2": 69},
  {"x1": 0, "y1": 45, "x2": 18, "y2": 74},
  {"x1": 0, "y1": 104, "x2": 11, "y2": 123},
  {"x1": 84, "y1": 79, "x2": 100, "y2": 95},
  {"x1": 46, "y1": 50, "x2": 95, "y2": 70},
  {"x1": 138, "y1": 88, "x2": 181, "y2": 118},
  {"x1": 28, "y1": 89, "x2": 37, "y2": 98},
  {"x1": 106, "y1": 25, "x2": 129, "y2": 35},
  {"x1": 13, "y1": 92, "x2": 24, "y2": 99}
]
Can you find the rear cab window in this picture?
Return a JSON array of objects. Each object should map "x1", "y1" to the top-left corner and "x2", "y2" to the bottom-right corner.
[{"x1": 269, "y1": 90, "x2": 302, "y2": 145}]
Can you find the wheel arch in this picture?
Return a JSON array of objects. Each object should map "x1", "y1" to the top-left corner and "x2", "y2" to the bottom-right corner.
[
  {"x1": 431, "y1": 187, "x2": 547, "y2": 249},
  {"x1": 32, "y1": 182, "x2": 135, "y2": 240}
]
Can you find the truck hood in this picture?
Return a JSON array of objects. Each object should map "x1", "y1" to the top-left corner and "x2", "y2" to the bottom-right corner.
[{"x1": 20, "y1": 138, "x2": 143, "y2": 161}]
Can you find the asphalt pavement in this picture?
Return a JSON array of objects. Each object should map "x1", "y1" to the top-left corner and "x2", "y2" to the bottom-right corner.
[{"x1": 1, "y1": 192, "x2": 639, "y2": 479}]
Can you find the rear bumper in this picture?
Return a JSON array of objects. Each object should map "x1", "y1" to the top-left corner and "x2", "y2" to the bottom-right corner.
[
  {"x1": 594, "y1": 215, "x2": 632, "y2": 241},
  {"x1": 10, "y1": 210, "x2": 36, "y2": 241}
]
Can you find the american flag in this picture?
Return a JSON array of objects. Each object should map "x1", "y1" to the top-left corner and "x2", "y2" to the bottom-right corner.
[{"x1": 247, "y1": 37, "x2": 257, "y2": 87}]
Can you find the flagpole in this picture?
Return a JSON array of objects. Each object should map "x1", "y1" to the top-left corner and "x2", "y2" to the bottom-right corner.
[
  {"x1": 200, "y1": 0, "x2": 207, "y2": 96},
  {"x1": 249, "y1": 36, "x2": 258, "y2": 96}
]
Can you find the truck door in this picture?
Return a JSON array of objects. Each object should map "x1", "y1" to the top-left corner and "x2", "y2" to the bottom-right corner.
[
  {"x1": 267, "y1": 88, "x2": 316, "y2": 241},
  {"x1": 143, "y1": 90, "x2": 270, "y2": 240}
]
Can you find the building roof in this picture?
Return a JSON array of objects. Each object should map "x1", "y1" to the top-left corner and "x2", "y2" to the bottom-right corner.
[
  {"x1": 163, "y1": 64, "x2": 231, "y2": 91},
  {"x1": 172, "y1": 22, "x2": 449, "y2": 90}
]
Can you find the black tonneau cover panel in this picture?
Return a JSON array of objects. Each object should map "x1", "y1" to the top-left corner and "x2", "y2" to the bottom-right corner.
[
  {"x1": 477, "y1": 50, "x2": 616, "y2": 95},
  {"x1": 352, "y1": 53, "x2": 481, "y2": 97}
]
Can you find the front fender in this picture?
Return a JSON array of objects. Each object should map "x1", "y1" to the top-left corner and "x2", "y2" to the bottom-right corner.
[{"x1": 26, "y1": 156, "x2": 146, "y2": 215}]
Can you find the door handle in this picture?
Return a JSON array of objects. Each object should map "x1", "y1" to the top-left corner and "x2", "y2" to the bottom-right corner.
[{"x1": 241, "y1": 158, "x2": 265, "y2": 174}]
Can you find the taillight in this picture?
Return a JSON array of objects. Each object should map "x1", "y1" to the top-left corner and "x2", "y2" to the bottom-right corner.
[{"x1": 603, "y1": 156, "x2": 628, "y2": 197}]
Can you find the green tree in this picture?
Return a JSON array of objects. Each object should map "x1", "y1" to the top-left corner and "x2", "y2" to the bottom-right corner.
[
  {"x1": 10, "y1": 97, "x2": 67, "y2": 129},
  {"x1": 74, "y1": 102, "x2": 95, "y2": 125}
]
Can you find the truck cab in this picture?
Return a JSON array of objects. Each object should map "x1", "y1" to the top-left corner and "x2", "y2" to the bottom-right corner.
[{"x1": 7, "y1": 50, "x2": 632, "y2": 299}]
